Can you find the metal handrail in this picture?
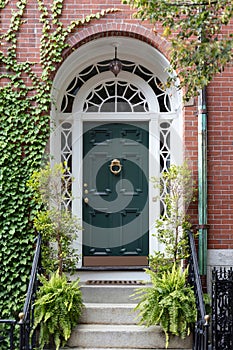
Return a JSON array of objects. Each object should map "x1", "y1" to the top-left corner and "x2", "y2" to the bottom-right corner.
[
  {"x1": 0, "y1": 235, "x2": 41, "y2": 350},
  {"x1": 0, "y1": 234, "x2": 42, "y2": 350},
  {"x1": 18, "y1": 233, "x2": 42, "y2": 350},
  {"x1": 187, "y1": 230, "x2": 209, "y2": 350},
  {"x1": 20, "y1": 234, "x2": 42, "y2": 321}
]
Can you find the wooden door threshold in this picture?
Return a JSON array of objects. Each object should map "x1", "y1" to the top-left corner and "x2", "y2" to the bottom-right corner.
[
  {"x1": 83, "y1": 256, "x2": 148, "y2": 267},
  {"x1": 79, "y1": 266, "x2": 148, "y2": 271}
]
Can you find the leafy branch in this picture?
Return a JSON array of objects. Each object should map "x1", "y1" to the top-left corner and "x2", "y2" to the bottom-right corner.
[
  {"x1": 150, "y1": 163, "x2": 196, "y2": 272},
  {"x1": 27, "y1": 163, "x2": 82, "y2": 276},
  {"x1": 124, "y1": 0, "x2": 233, "y2": 100}
]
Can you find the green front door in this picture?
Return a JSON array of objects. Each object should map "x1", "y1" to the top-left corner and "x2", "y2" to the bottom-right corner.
[{"x1": 83, "y1": 122, "x2": 149, "y2": 266}]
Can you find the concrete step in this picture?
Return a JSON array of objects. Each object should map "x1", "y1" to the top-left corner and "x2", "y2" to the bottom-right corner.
[
  {"x1": 62, "y1": 348, "x2": 192, "y2": 350},
  {"x1": 58, "y1": 284, "x2": 192, "y2": 350},
  {"x1": 81, "y1": 284, "x2": 146, "y2": 304},
  {"x1": 67, "y1": 324, "x2": 192, "y2": 349},
  {"x1": 80, "y1": 303, "x2": 139, "y2": 324}
]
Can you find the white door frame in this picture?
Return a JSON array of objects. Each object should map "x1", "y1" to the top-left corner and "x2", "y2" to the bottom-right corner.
[{"x1": 52, "y1": 111, "x2": 179, "y2": 269}]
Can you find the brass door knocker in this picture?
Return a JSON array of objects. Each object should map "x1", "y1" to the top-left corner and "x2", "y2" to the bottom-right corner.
[{"x1": 109, "y1": 159, "x2": 122, "y2": 175}]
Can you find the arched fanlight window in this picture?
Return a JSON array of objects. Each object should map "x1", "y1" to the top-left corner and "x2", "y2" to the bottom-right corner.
[
  {"x1": 83, "y1": 81, "x2": 149, "y2": 113},
  {"x1": 60, "y1": 60, "x2": 171, "y2": 114}
]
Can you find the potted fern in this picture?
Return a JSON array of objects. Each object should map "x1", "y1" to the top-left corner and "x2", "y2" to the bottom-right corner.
[
  {"x1": 134, "y1": 264, "x2": 196, "y2": 348},
  {"x1": 28, "y1": 163, "x2": 84, "y2": 350},
  {"x1": 134, "y1": 163, "x2": 197, "y2": 348},
  {"x1": 33, "y1": 271, "x2": 83, "y2": 350}
]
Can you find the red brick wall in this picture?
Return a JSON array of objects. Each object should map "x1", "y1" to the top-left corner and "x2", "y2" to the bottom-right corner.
[
  {"x1": 1, "y1": 0, "x2": 233, "y2": 250},
  {"x1": 183, "y1": 102, "x2": 199, "y2": 227},
  {"x1": 207, "y1": 64, "x2": 233, "y2": 249}
]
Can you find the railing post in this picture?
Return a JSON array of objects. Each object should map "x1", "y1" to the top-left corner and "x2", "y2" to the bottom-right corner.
[
  {"x1": 0, "y1": 320, "x2": 17, "y2": 350},
  {"x1": 187, "y1": 230, "x2": 210, "y2": 350},
  {"x1": 19, "y1": 312, "x2": 25, "y2": 350},
  {"x1": 204, "y1": 315, "x2": 210, "y2": 350},
  {"x1": 0, "y1": 234, "x2": 41, "y2": 350},
  {"x1": 9, "y1": 322, "x2": 15, "y2": 350},
  {"x1": 18, "y1": 234, "x2": 42, "y2": 350}
]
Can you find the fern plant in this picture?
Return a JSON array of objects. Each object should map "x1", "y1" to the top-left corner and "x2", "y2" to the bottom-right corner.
[
  {"x1": 33, "y1": 271, "x2": 84, "y2": 350},
  {"x1": 133, "y1": 264, "x2": 197, "y2": 348}
]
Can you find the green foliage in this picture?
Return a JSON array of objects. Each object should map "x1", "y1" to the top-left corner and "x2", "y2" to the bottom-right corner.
[
  {"x1": 0, "y1": 0, "x2": 8, "y2": 9},
  {"x1": 0, "y1": 82, "x2": 49, "y2": 322},
  {"x1": 29, "y1": 163, "x2": 83, "y2": 349},
  {"x1": 27, "y1": 163, "x2": 82, "y2": 275},
  {"x1": 150, "y1": 163, "x2": 196, "y2": 270},
  {"x1": 203, "y1": 292, "x2": 211, "y2": 315},
  {"x1": 0, "y1": 0, "x2": 118, "y2": 325},
  {"x1": 123, "y1": 0, "x2": 233, "y2": 100},
  {"x1": 134, "y1": 164, "x2": 197, "y2": 347},
  {"x1": 148, "y1": 251, "x2": 173, "y2": 276},
  {"x1": 134, "y1": 265, "x2": 197, "y2": 348},
  {"x1": 33, "y1": 271, "x2": 84, "y2": 350}
]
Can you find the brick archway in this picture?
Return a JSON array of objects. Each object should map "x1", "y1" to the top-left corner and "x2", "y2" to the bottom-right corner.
[{"x1": 64, "y1": 23, "x2": 170, "y2": 62}]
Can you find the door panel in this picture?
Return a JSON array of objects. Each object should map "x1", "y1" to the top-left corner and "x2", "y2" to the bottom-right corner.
[{"x1": 83, "y1": 122, "x2": 149, "y2": 266}]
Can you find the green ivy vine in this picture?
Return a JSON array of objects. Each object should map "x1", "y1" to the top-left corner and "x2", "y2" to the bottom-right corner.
[
  {"x1": 0, "y1": 0, "x2": 117, "y2": 320},
  {"x1": 0, "y1": 0, "x2": 8, "y2": 9}
]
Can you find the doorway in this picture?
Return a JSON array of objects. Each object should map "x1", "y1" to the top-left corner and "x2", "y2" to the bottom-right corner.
[{"x1": 51, "y1": 36, "x2": 181, "y2": 271}]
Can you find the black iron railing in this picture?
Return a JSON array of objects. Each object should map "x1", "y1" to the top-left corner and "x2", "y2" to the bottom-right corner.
[
  {"x1": 0, "y1": 234, "x2": 42, "y2": 350},
  {"x1": 19, "y1": 233, "x2": 42, "y2": 350},
  {"x1": 212, "y1": 267, "x2": 233, "y2": 350},
  {"x1": 187, "y1": 230, "x2": 209, "y2": 350},
  {"x1": 0, "y1": 319, "x2": 17, "y2": 350}
]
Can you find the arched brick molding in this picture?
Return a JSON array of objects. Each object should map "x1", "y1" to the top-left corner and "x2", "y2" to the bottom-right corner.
[{"x1": 64, "y1": 23, "x2": 170, "y2": 62}]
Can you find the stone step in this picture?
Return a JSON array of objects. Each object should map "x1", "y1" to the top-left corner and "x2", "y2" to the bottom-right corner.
[
  {"x1": 81, "y1": 284, "x2": 146, "y2": 304},
  {"x1": 80, "y1": 303, "x2": 139, "y2": 324},
  {"x1": 59, "y1": 284, "x2": 192, "y2": 350},
  {"x1": 62, "y1": 348, "x2": 192, "y2": 350},
  {"x1": 67, "y1": 324, "x2": 192, "y2": 349}
]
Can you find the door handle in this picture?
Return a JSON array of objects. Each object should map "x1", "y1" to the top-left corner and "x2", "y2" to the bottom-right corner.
[{"x1": 84, "y1": 197, "x2": 89, "y2": 204}]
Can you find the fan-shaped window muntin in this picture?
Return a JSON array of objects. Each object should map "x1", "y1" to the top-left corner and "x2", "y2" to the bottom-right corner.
[
  {"x1": 60, "y1": 60, "x2": 171, "y2": 113},
  {"x1": 83, "y1": 81, "x2": 149, "y2": 113}
]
